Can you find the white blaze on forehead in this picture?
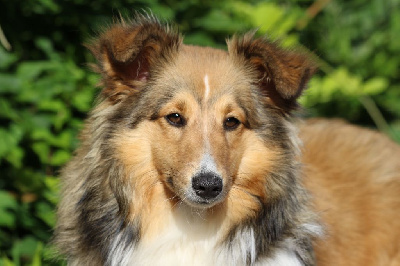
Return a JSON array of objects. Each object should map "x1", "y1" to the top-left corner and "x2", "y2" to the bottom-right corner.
[
  {"x1": 202, "y1": 74, "x2": 211, "y2": 150},
  {"x1": 203, "y1": 74, "x2": 210, "y2": 101}
]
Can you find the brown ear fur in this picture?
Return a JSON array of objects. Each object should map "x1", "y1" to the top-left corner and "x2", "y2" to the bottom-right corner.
[
  {"x1": 228, "y1": 33, "x2": 317, "y2": 111},
  {"x1": 87, "y1": 16, "x2": 182, "y2": 103}
]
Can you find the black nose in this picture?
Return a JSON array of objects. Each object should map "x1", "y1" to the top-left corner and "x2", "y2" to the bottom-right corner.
[{"x1": 192, "y1": 172, "x2": 223, "y2": 200}]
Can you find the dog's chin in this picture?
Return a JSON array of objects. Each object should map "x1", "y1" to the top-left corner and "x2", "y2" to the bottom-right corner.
[{"x1": 181, "y1": 191, "x2": 225, "y2": 209}]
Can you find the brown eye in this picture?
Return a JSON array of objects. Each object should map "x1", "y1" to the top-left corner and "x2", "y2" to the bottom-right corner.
[
  {"x1": 224, "y1": 117, "x2": 240, "y2": 131},
  {"x1": 165, "y1": 113, "x2": 186, "y2": 127}
]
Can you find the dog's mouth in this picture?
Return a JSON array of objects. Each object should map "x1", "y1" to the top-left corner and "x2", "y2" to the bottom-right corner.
[{"x1": 183, "y1": 188, "x2": 225, "y2": 209}]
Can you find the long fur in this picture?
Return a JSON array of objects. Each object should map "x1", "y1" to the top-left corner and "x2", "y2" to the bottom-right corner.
[{"x1": 54, "y1": 15, "x2": 400, "y2": 266}]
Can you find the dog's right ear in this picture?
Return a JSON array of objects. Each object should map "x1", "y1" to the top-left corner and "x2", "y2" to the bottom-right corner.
[{"x1": 87, "y1": 16, "x2": 181, "y2": 103}]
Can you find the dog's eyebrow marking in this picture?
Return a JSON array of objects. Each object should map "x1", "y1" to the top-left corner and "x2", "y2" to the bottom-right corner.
[{"x1": 204, "y1": 74, "x2": 210, "y2": 101}]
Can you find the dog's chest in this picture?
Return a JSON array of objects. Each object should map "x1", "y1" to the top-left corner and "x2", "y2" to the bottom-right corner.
[
  {"x1": 128, "y1": 207, "x2": 223, "y2": 265},
  {"x1": 130, "y1": 230, "x2": 219, "y2": 266},
  {"x1": 128, "y1": 235, "x2": 303, "y2": 266},
  {"x1": 124, "y1": 206, "x2": 303, "y2": 266}
]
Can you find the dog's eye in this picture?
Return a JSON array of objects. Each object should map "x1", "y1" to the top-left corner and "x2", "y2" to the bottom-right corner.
[
  {"x1": 165, "y1": 113, "x2": 186, "y2": 127},
  {"x1": 224, "y1": 117, "x2": 240, "y2": 131}
]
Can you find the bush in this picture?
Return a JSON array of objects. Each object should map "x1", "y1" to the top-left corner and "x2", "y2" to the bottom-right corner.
[{"x1": 0, "y1": 0, "x2": 399, "y2": 264}]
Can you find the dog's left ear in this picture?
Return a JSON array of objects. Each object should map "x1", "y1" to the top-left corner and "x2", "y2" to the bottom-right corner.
[{"x1": 228, "y1": 33, "x2": 317, "y2": 112}]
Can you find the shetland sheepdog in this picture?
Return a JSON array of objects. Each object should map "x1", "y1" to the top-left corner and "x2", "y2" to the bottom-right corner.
[{"x1": 55, "y1": 15, "x2": 400, "y2": 266}]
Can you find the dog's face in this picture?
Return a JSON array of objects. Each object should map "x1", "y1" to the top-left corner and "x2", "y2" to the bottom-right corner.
[
  {"x1": 145, "y1": 46, "x2": 263, "y2": 208},
  {"x1": 89, "y1": 18, "x2": 316, "y2": 217}
]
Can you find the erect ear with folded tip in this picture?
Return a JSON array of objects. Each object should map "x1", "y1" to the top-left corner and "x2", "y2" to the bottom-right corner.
[
  {"x1": 228, "y1": 33, "x2": 317, "y2": 112},
  {"x1": 87, "y1": 17, "x2": 181, "y2": 103}
]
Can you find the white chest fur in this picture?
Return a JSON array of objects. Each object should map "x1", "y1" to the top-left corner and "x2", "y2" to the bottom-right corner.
[
  {"x1": 122, "y1": 205, "x2": 305, "y2": 266},
  {"x1": 128, "y1": 205, "x2": 225, "y2": 266}
]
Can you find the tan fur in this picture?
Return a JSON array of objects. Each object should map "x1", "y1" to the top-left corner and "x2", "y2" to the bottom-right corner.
[
  {"x1": 104, "y1": 42, "x2": 301, "y2": 248},
  {"x1": 300, "y1": 119, "x2": 400, "y2": 265},
  {"x1": 55, "y1": 17, "x2": 400, "y2": 265},
  {"x1": 113, "y1": 81, "x2": 283, "y2": 240}
]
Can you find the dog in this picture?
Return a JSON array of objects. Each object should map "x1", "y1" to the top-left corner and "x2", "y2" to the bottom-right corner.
[{"x1": 54, "y1": 15, "x2": 400, "y2": 266}]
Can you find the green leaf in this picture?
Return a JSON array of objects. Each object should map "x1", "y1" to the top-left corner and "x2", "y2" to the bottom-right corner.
[
  {"x1": 0, "y1": 46, "x2": 17, "y2": 70},
  {"x1": 36, "y1": 202, "x2": 55, "y2": 227},
  {"x1": 50, "y1": 131, "x2": 73, "y2": 149},
  {"x1": 147, "y1": 4, "x2": 174, "y2": 20},
  {"x1": 0, "y1": 191, "x2": 17, "y2": 228},
  {"x1": 363, "y1": 77, "x2": 388, "y2": 95},
  {"x1": 53, "y1": 108, "x2": 71, "y2": 131},
  {"x1": 194, "y1": 10, "x2": 245, "y2": 33},
  {"x1": 17, "y1": 61, "x2": 55, "y2": 81},
  {"x1": 49, "y1": 149, "x2": 70, "y2": 166},
  {"x1": 35, "y1": 38, "x2": 57, "y2": 59},
  {"x1": 0, "y1": 99, "x2": 19, "y2": 120},
  {"x1": 36, "y1": 201, "x2": 56, "y2": 227},
  {"x1": 0, "y1": 124, "x2": 24, "y2": 160},
  {"x1": 31, "y1": 128, "x2": 53, "y2": 143},
  {"x1": 29, "y1": 113, "x2": 53, "y2": 129},
  {"x1": 31, "y1": 242, "x2": 43, "y2": 266},
  {"x1": 334, "y1": 68, "x2": 363, "y2": 96},
  {"x1": 0, "y1": 256, "x2": 15, "y2": 266},
  {"x1": 32, "y1": 130, "x2": 72, "y2": 149},
  {"x1": 32, "y1": 142, "x2": 50, "y2": 164},
  {"x1": 184, "y1": 32, "x2": 218, "y2": 47},
  {"x1": 11, "y1": 237, "x2": 39, "y2": 265},
  {"x1": 251, "y1": 3, "x2": 285, "y2": 35},
  {"x1": 43, "y1": 176, "x2": 60, "y2": 205},
  {"x1": 5, "y1": 147, "x2": 24, "y2": 168},
  {"x1": 71, "y1": 88, "x2": 95, "y2": 112},
  {"x1": 0, "y1": 74, "x2": 21, "y2": 94},
  {"x1": 37, "y1": 100, "x2": 65, "y2": 113}
]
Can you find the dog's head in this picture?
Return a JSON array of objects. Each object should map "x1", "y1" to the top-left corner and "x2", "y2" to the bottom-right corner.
[{"x1": 88, "y1": 16, "x2": 316, "y2": 218}]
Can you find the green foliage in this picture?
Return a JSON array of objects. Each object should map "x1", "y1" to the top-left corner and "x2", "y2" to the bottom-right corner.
[
  {"x1": 300, "y1": 0, "x2": 400, "y2": 141},
  {"x1": 0, "y1": 7, "x2": 97, "y2": 262},
  {"x1": 0, "y1": 0, "x2": 399, "y2": 264}
]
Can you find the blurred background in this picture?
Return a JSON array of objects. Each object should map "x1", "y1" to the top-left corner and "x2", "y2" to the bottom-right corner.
[{"x1": 0, "y1": 0, "x2": 399, "y2": 265}]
